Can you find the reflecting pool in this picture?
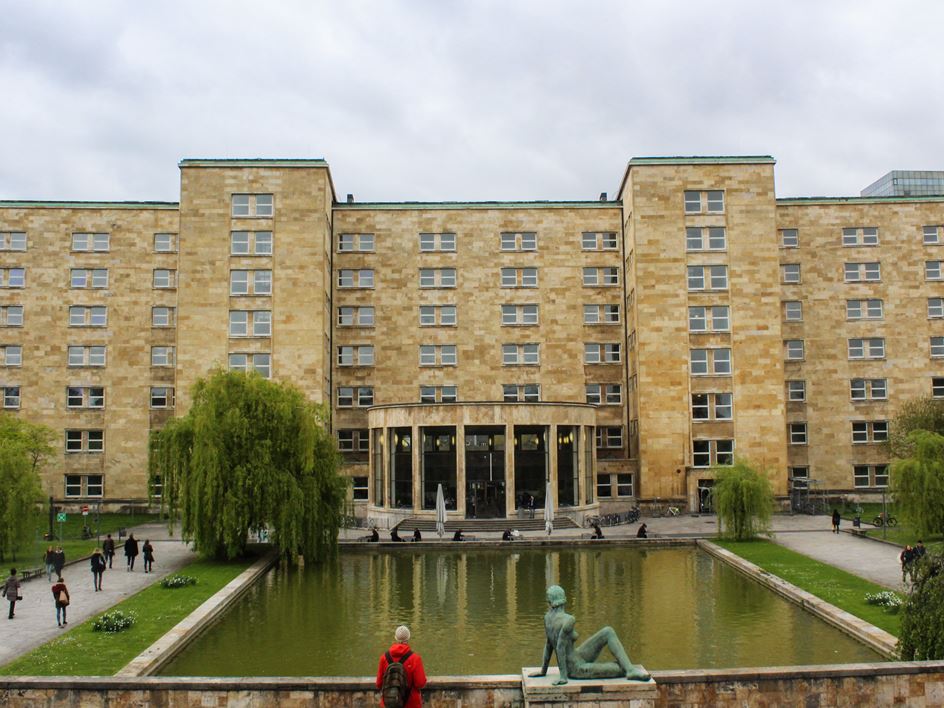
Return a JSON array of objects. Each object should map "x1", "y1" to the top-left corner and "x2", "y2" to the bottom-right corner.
[{"x1": 161, "y1": 546, "x2": 882, "y2": 676}]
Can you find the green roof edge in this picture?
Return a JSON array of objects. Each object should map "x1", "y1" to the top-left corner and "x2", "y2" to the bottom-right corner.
[
  {"x1": 628, "y1": 156, "x2": 776, "y2": 166},
  {"x1": 335, "y1": 200, "x2": 621, "y2": 210},
  {"x1": 777, "y1": 195, "x2": 944, "y2": 205},
  {"x1": 178, "y1": 158, "x2": 328, "y2": 167},
  {"x1": 0, "y1": 200, "x2": 179, "y2": 210}
]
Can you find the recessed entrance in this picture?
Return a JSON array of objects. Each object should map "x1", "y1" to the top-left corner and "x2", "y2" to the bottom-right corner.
[{"x1": 465, "y1": 427, "x2": 505, "y2": 518}]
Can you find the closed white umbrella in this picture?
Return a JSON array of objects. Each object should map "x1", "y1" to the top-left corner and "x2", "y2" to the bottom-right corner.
[
  {"x1": 436, "y1": 483, "x2": 447, "y2": 539},
  {"x1": 544, "y1": 481, "x2": 554, "y2": 535}
]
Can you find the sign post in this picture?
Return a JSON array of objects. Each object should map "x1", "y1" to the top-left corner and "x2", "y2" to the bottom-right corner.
[{"x1": 56, "y1": 511, "x2": 67, "y2": 542}]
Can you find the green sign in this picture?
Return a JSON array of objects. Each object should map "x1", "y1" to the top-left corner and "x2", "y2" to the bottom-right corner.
[{"x1": 56, "y1": 512, "x2": 67, "y2": 522}]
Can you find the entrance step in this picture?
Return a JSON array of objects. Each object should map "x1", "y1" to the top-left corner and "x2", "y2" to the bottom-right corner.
[{"x1": 394, "y1": 517, "x2": 580, "y2": 533}]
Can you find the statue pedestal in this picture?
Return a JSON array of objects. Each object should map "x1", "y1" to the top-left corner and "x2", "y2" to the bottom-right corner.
[{"x1": 521, "y1": 667, "x2": 657, "y2": 707}]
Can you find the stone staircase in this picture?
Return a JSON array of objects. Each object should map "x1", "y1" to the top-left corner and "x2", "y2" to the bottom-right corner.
[{"x1": 394, "y1": 516, "x2": 580, "y2": 533}]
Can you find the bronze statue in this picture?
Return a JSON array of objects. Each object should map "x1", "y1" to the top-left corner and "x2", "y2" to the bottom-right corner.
[{"x1": 530, "y1": 585, "x2": 649, "y2": 685}]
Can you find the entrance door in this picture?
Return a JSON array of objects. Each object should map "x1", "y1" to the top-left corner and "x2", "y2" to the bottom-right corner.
[
  {"x1": 465, "y1": 427, "x2": 506, "y2": 518},
  {"x1": 697, "y1": 479, "x2": 715, "y2": 513},
  {"x1": 466, "y1": 480, "x2": 506, "y2": 519}
]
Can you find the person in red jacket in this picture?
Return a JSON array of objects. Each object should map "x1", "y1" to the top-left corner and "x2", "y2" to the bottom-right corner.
[{"x1": 376, "y1": 625, "x2": 427, "y2": 707}]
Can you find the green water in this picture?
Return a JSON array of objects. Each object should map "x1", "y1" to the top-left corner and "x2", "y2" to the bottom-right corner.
[{"x1": 161, "y1": 547, "x2": 882, "y2": 676}]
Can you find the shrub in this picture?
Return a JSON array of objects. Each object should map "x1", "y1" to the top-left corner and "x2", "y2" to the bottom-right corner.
[
  {"x1": 865, "y1": 590, "x2": 903, "y2": 613},
  {"x1": 713, "y1": 459, "x2": 774, "y2": 541},
  {"x1": 160, "y1": 574, "x2": 197, "y2": 589},
  {"x1": 92, "y1": 610, "x2": 137, "y2": 633},
  {"x1": 900, "y1": 550, "x2": 944, "y2": 659}
]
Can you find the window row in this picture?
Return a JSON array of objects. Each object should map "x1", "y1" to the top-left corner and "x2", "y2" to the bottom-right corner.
[
  {"x1": 684, "y1": 190, "x2": 725, "y2": 214},
  {"x1": 781, "y1": 261, "x2": 944, "y2": 284},
  {"x1": 781, "y1": 226, "x2": 944, "y2": 248},
  {"x1": 229, "y1": 352, "x2": 272, "y2": 378},
  {"x1": 787, "y1": 420, "x2": 887, "y2": 445},
  {"x1": 231, "y1": 270, "x2": 271, "y2": 295},
  {"x1": 335, "y1": 231, "x2": 619, "y2": 253},
  {"x1": 785, "y1": 378, "x2": 888, "y2": 403},
  {"x1": 692, "y1": 439, "x2": 734, "y2": 467},
  {"x1": 692, "y1": 392, "x2": 732, "y2": 420},
  {"x1": 783, "y1": 338, "x2": 899, "y2": 361},
  {"x1": 687, "y1": 265, "x2": 728, "y2": 291},
  {"x1": 231, "y1": 231, "x2": 272, "y2": 256},
  {"x1": 335, "y1": 303, "x2": 621, "y2": 328}
]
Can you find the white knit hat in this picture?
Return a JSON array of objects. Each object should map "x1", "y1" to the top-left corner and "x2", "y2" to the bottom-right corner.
[{"x1": 395, "y1": 625, "x2": 411, "y2": 642}]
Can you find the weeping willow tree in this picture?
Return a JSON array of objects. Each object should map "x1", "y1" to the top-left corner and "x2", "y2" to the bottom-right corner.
[
  {"x1": 900, "y1": 548, "x2": 944, "y2": 660},
  {"x1": 890, "y1": 430, "x2": 944, "y2": 539},
  {"x1": 713, "y1": 459, "x2": 774, "y2": 541},
  {"x1": 0, "y1": 415, "x2": 53, "y2": 561},
  {"x1": 150, "y1": 370, "x2": 346, "y2": 561}
]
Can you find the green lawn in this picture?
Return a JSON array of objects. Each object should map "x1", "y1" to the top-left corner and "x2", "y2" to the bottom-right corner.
[
  {"x1": 0, "y1": 557, "x2": 251, "y2": 676},
  {"x1": 714, "y1": 539, "x2": 902, "y2": 636},
  {"x1": 862, "y1": 527, "x2": 944, "y2": 549}
]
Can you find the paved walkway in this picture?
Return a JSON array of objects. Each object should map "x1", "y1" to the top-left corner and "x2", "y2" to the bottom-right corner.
[{"x1": 0, "y1": 523, "x2": 196, "y2": 669}]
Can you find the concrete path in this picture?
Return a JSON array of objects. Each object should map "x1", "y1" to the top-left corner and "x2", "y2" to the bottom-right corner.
[{"x1": 0, "y1": 524, "x2": 197, "y2": 669}]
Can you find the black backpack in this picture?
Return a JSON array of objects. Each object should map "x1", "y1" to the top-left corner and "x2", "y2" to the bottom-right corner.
[{"x1": 381, "y1": 649, "x2": 413, "y2": 707}]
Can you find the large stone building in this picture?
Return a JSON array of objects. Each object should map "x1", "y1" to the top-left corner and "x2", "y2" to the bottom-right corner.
[{"x1": 1, "y1": 156, "x2": 942, "y2": 523}]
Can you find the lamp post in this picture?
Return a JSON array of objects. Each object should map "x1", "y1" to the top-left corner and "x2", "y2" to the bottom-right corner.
[{"x1": 882, "y1": 489, "x2": 887, "y2": 541}]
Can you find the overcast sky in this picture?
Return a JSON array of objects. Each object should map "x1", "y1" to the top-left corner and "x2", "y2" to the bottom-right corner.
[{"x1": 1, "y1": 1, "x2": 942, "y2": 203}]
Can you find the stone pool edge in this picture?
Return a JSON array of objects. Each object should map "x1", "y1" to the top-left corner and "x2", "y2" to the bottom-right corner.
[
  {"x1": 698, "y1": 539, "x2": 899, "y2": 659},
  {"x1": 116, "y1": 551, "x2": 278, "y2": 677}
]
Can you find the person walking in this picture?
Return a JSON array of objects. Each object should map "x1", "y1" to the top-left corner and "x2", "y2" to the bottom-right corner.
[
  {"x1": 901, "y1": 545, "x2": 915, "y2": 582},
  {"x1": 831, "y1": 509, "x2": 841, "y2": 534},
  {"x1": 52, "y1": 546, "x2": 65, "y2": 578},
  {"x1": 376, "y1": 625, "x2": 427, "y2": 708},
  {"x1": 90, "y1": 549, "x2": 106, "y2": 591},
  {"x1": 102, "y1": 534, "x2": 116, "y2": 569},
  {"x1": 2, "y1": 568, "x2": 21, "y2": 619},
  {"x1": 142, "y1": 540, "x2": 155, "y2": 573},
  {"x1": 915, "y1": 540, "x2": 928, "y2": 560},
  {"x1": 51, "y1": 575, "x2": 70, "y2": 627},
  {"x1": 124, "y1": 534, "x2": 139, "y2": 571},
  {"x1": 44, "y1": 546, "x2": 55, "y2": 581}
]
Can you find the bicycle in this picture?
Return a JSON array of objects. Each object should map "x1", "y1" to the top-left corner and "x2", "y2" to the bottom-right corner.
[
  {"x1": 872, "y1": 513, "x2": 898, "y2": 528},
  {"x1": 664, "y1": 506, "x2": 681, "y2": 517}
]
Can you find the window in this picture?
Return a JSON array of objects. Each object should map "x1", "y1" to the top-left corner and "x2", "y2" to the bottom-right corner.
[
  {"x1": 334, "y1": 386, "x2": 372, "y2": 407},
  {"x1": 924, "y1": 225, "x2": 944, "y2": 245},
  {"x1": 153, "y1": 269, "x2": 176, "y2": 289},
  {"x1": 68, "y1": 306, "x2": 107, "y2": 327},
  {"x1": 229, "y1": 310, "x2": 271, "y2": 337},
  {"x1": 500, "y1": 232, "x2": 537, "y2": 251},
  {"x1": 846, "y1": 299, "x2": 883, "y2": 320},
  {"x1": 1, "y1": 386, "x2": 19, "y2": 408},
  {"x1": 684, "y1": 190, "x2": 724, "y2": 213},
  {"x1": 418, "y1": 232, "x2": 456, "y2": 252},
  {"x1": 419, "y1": 344, "x2": 457, "y2": 367},
  {"x1": 337, "y1": 345, "x2": 374, "y2": 367},
  {"x1": 848, "y1": 338, "x2": 885, "y2": 359},
  {"x1": 503, "y1": 383, "x2": 540, "y2": 402},
  {"x1": 152, "y1": 306, "x2": 176, "y2": 327},
  {"x1": 687, "y1": 265, "x2": 728, "y2": 291},
  {"x1": 0, "y1": 345, "x2": 21, "y2": 367},
  {"x1": 594, "y1": 428, "x2": 624, "y2": 450},
  {"x1": 692, "y1": 439, "x2": 734, "y2": 467},
  {"x1": 787, "y1": 380, "x2": 806, "y2": 402},
  {"x1": 853, "y1": 464, "x2": 889, "y2": 489},
  {"x1": 232, "y1": 194, "x2": 273, "y2": 218},
  {"x1": 841, "y1": 227, "x2": 879, "y2": 247},
  {"x1": 581, "y1": 232, "x2": 618, "y2": 251},
  {"x1": 692, "y1": 392, "x2": 732, "y2": 420},
  {"x1": 585, "y1": 383, "x2": 622, "y2": 405},
  {"x1": 0, "y1": 306, "x2": 23, "y2": 327},
  {"x1": 584, "y1": 343, "x2": 621, "y2": 364},
  {"x1": 789, "y1": 422, "x2": 807, "y2": 445},
  {"x1": 690, "y1": 348, "x2": 731, "y2": 375},
  {"x1": 783, "y1": 301, "x2": 803, "y2": 322},
  {"x1": 500, "y1": 267, "x2": 538, "y2": 288},
  {"x1": 502, "y1": 343, "x2": 539, "y2": 366},
  {"x1": 150, "y1": 386, "x2": 174, "y2": 408},
  {"x1": 597, "y1": 476, "x2": 612, "y2": 498},
  {"x1": 0, "y1": 232, "x2": 26, "y2": 251},
  {"x1": 65, "y1": 430, "x2": 104, "y2": 453},
  {"x1": 418, "y1": 268, "x2": 456, "y2": 288},
  {"x1": 72, "y1": 233, "x2": 110, "y2": 252},
  {"x1": 67, "y1": 386, "x2": 105, "y2": 409},
  {"x1": 927, "y1": 261, "x2": 944, "y2": 281},
  {"x1": 67, "y1": 345, "x2": 105, "y2": 367},
  {"x1": 783, "y1": 339, "x2": 804, "y2": 361},
  {"x1": 501, "y1": 304, "x2": 539, "y2": 326},
  {"x1": 336, "y1": 269, "x2": 374, "y2": 289},
  {"x1": 685, "y1": 227, "x2": 726, "y2": 251},
  {"x1": 154, "y1": 233, "x2": 176, "y2": 252},
  {"x1": 232, "y1": 231, "x2": 273, "y2": 255},
  {"x1": 582, "y1": 267, "x2": 620, "y2": 287},
  {"x1": 931, "y1": 298, "x2": 944, "y2": 319},
  {"x1": 338, "y1": 306, "x2": 375, "y2": 327},
  {"x1": 849, "y1": 378, "x2": 887, "y2": 401},
  {"x1": 844, "y1": 262, "x2": 881, "y2": 282},
  {"x1": 583, "y1": 304, "x2": 620, "y2": 325},
  {"x1": 231, "y1": 270, "x2": 273, "y2": 295},
  {"x1": 852, "y1": 421, "x2": 889, "y2": 444},
  {"x1": 70, "y1": 268, "x2": 108, "y2": 289},
  {"x1": 687, "y1": 306, "x2": 729, "y2": 332},
  {"x1": 933, "y1": 337, "x2": 944, "y2": 358},
  {"x1": 337, "y1": 430, "x2": 371, "y2": 454},
  {"x1": 781, "y1": 264, "x2": 801, "y2": 284},
  {"x1": 337, "y1": 233, "x2": 375, "y2": 252},
  {"x1": 0, "y1": 268, "x2": 25, "y2": 288},
  {"x1": 419, "y1": 385, "x2": 458, "y2": 403},
  {"x1": 151, "y1": 346, "x2": 175, "y2": 367},
  {"x1": 228, "y1": 353, "x2": 271, "y2": 378},
  {"x1": 933, "y1": 377, "x2": 944, "y2": 398},
  {"x1": 418, "y1": 305, "x2": 456, "y2": 327},
  {"x1": 790, "y1": 466, "x2": 809, "y2": 490},
  {"x1": 780, "y1": 229, "x2": 799, "y2": 248},
  {"x1": 64, "y1": 474, "x2": 104, "y2": 498}
]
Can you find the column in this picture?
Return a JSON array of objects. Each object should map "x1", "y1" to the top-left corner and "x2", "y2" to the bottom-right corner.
[
  {"x1": 456, "y1": 422, "x2": 466, "y2": 518},
  {"x1": 549, "y1": 423, "x2": 558, "y2": 515},
  {"x1": 504, "y1": 422, "x2": 515, "y2": 517},
  {"x1": 412, "y1": 423, "x2": 421, "y2": 514}
]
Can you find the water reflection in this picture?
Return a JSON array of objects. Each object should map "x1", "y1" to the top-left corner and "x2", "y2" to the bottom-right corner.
[{"x1": 162, "y1": 547, "x2": 881, "y2": 677}]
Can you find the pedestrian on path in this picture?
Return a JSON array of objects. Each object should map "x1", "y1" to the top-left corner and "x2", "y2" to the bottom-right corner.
[
  {"x1": 901, "y1": 545, "x2": 915, "y2": 582},
  {"x1": 52, "y1": 546, "x2": 65, "y2": 578},
  {"x1": 2, "y1": 568, "x2": 21, "y2": 619},
  {"x1": 44, "y1": 546, "x2": 55, "y2": 581},
  {"x1": 51, "y1": 576, "x2": 70, "y2": 627},
  {"x1": 831, "y1": 509, "x2": 841, "y2": 534},
  {"x1": 142, "y1": 540, "x2": 155, "y2": 573},
  {"x1": 124, "y1": 534, "x2": 139, "y2": 571},
  {"x1": 90, "y1": 549, "x2": 106, "y2": 591},
  {"x1": 915, "y1": 540, "x2": 927, "y2": 560},
  {"x1": 102, "y1": 534, "x2": 116, "y2": 569}
]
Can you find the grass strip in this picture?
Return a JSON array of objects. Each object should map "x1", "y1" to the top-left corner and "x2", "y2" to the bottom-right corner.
[
  {"x1": 0, "y1": 557, "x2": 250, "y2": 676},
  {"x1": 714, "y1": 539, "x2": 902, "y2": 637}
]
